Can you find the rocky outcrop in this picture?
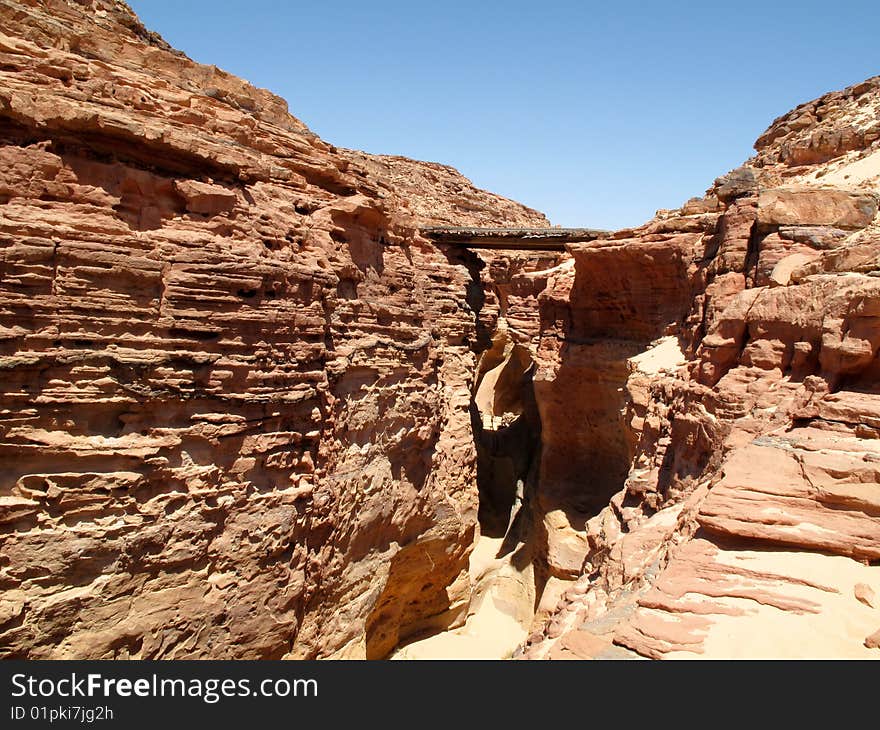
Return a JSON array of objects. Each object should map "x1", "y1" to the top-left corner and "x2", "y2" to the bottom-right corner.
[
  {"x1": 0, "y1": 0, "x2": 546, "y2": 659},
  {"x1": 3, "y1": 1, "x2": 880, "y2": 663},
  {"x1": 341, "y1": 152, "x2": 549, "y2": 229},
  {"x1": 521, "y1": 76, "x2": 880, "y2": 660},
  {"x1": 753, "y1": 77, "x2": 880, "y2": 168}
]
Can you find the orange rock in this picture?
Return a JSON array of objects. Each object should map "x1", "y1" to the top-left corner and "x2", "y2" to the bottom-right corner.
[
  {"x1": 757, "y1": 186, "x2": 879, "y2": 230},
  {"x1": 0, "y1": 0, "x2": 545, "y2": 660},
  {"x1": 855, "y1": 583, "x2": 877, "y2": 609},
  {"x1": 525, "y1": 75, "x2": 880, "y2": 661},
  {"x1": 3, "y1": 1, "x2": 880, "y2": 663}
]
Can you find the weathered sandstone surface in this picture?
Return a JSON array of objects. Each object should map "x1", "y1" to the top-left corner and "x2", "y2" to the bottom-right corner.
[
  {"x1": 2, "y1": 0, "x2": 880, "y2": 662},
  {"x1": 0, "y1": 0, "x2": 545, "y2": 659},
  {"x1": 522, "y1": 75, "x2": 880, "y2": 660}
]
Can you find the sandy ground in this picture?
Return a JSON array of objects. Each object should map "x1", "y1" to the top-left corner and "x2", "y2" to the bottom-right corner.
[
  {"x1": 801, "y1": 147, "x2": 880, "y2": 190},
  {"x1": 629, "y1": 335, "x2": 685, "y2": 375},
  {"x1": 391, "y1": 534, "x2": 535, "y2": 660},
  {"x1": 664, "y1": 548, "x2": 880, "y2": 659}
]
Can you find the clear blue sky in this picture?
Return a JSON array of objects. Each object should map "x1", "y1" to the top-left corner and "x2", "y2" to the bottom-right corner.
[{"x1": 129, "y1": 0, "x2": 878, "y2": 229}]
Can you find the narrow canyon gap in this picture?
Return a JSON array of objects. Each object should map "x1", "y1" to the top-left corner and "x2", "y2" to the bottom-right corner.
[{"x1": 1, "y1": 1, "x2": 880, "y2": 660}]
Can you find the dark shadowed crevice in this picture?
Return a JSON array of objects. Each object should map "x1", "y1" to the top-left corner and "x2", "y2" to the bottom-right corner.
[{"x1": 471, "y1": 342, "x2": 542, "y2": 539}]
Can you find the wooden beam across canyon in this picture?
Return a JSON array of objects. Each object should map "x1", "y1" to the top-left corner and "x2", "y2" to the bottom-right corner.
[{"x1": 421, "y1": 226, "x2": 611, "y2": 250}]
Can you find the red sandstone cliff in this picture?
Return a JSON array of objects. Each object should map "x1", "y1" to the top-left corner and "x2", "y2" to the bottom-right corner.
[
  {"x1": 520, "y1": 76, "x2": 880, "y2": 659},
  {"x1": 0, "y1": 0, "x2": 543, "y2": 659},
  {"x1": 2, "y1": 0, "x2": 879, "y2": 662}
]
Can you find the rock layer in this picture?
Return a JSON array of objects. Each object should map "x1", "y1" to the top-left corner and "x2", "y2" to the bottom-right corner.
[
  {"x1": 0, "y1": 0, "x2": 545, "y2": 659},
  {"x1": 523, "y1": 75, "x2": 880, "y2": 660},
  {"x1": 2, "y1": 1, "x2": 880, "y2": 662}
]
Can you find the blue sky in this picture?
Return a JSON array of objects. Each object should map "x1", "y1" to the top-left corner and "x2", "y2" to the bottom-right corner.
[{"x1": 129, "y1": 1, "x2": 879, "y2": 229}]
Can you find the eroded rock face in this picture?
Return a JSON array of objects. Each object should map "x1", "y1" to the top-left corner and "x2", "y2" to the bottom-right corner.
[
  {"x1": 3, "y1": 1, "x2": 880, "y2": 663},
  {"x1": 753, "y1": 76, "x2": 880, "y2": 167},
  {"x1": 523, "y1": 75, "x2": 880, "y2": 660},
  {"x1": 757, "y1": 186, "x2": 878, "y2": 230},
  {"x1": 0, "y1": 0, "x2": 547, "y2": 659}
]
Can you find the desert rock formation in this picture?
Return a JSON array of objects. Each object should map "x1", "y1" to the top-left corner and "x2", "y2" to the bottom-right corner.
[
  {"x1": 1, "y1": 1, "x2": 879, "y2": 661},
  {"x1": 0, "y1": 0, "x2": 544, "y2": 659},
  {"x1": 522, "y1": 75, "x2": 880, "y2": 659}
]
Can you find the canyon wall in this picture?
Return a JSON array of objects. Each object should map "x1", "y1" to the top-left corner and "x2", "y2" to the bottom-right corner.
[
  {"x1": 523, "y1": 76, "x2": 880, "y2": 659},
  {"x1": 0, "y1": 0, "x2": 546, "y2": 659},
  {"x1": 2, "y1": 0, "x2": 879, "y2": 662}
]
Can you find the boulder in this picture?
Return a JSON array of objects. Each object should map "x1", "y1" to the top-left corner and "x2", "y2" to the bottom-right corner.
[{"x1": 758, "y1": 186, "x2": 879, "y2": 230}]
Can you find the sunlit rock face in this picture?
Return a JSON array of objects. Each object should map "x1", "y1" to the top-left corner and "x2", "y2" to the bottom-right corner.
[
  {"x1": 524, "y1": 75, "x2": 880, "y2": 660},
  {"x1": 2, "y1": 1, "x2": 880, "y2": 663},
  {"x1": 0, "y1": 0, "x2": 548, "y2": 659}
]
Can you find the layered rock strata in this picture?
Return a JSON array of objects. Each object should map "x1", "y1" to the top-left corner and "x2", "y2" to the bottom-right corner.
[
  {"x1": 2, "y1": 0, "x2": 880, "y2": 662},
  {"x1": 0, "y1": 0, "x2": 545, "y2": 659},
  {"x1": 523, "y1": 75, "x2": 880, "y2": 659}
]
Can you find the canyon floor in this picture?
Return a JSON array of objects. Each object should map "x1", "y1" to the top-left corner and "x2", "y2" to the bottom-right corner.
[
  {"x1": 1, "y1": 1, "x2": 879, "y2": 660},
  {"x1": 391, "y1": 534, "x2": 532, "y2": 659}
]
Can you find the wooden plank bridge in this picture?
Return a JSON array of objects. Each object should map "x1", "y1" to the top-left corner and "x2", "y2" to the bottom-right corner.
[{"x1": 420, "y1": 227, "x2": 610, "y2": 251}]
